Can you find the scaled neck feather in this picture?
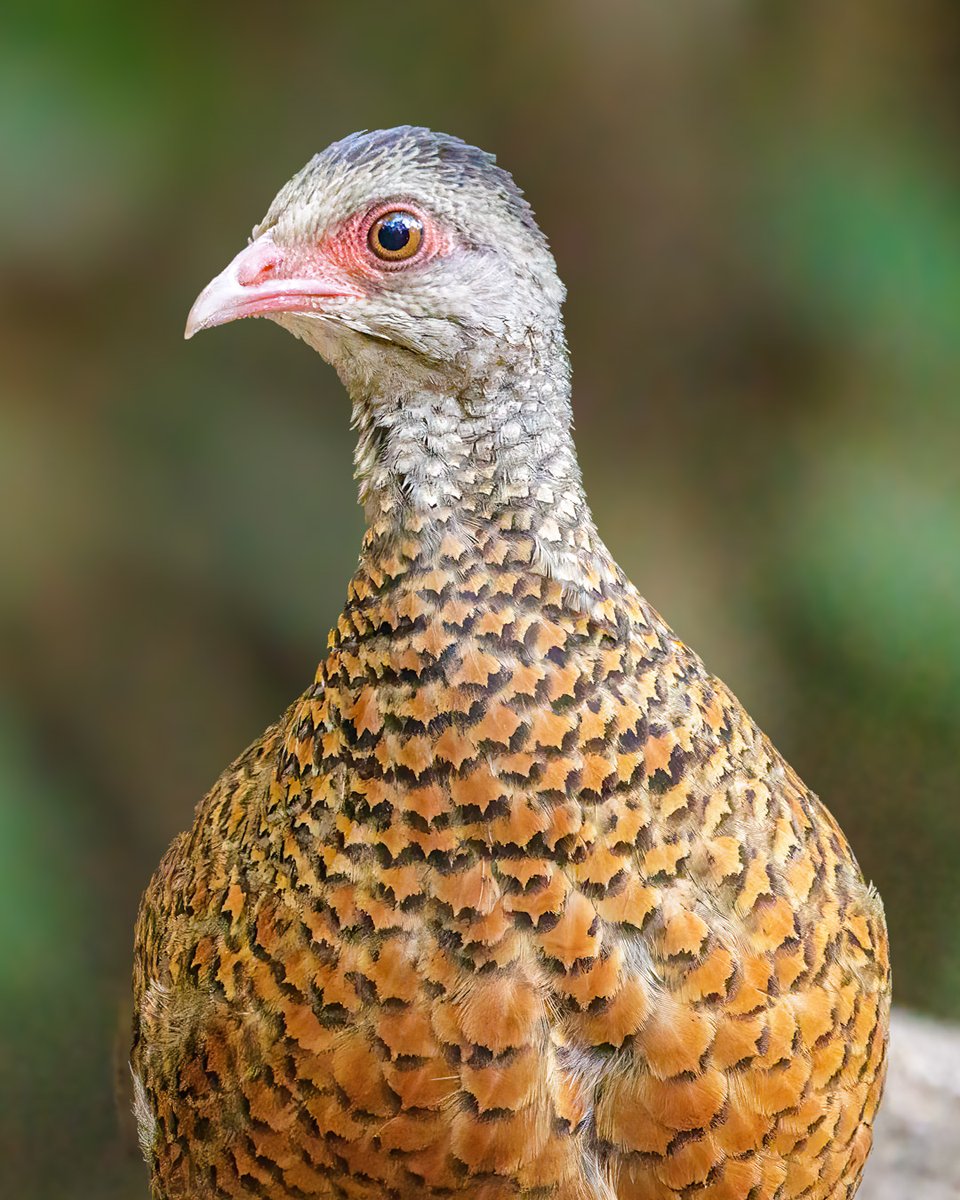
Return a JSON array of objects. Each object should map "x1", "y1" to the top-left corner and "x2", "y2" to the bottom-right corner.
[
  {"x1": 350, "y1": 328, "x2": 618, "y2": 607},
  {"x1": 279, "y1": 309, "x2": 623, "y2": 611}
]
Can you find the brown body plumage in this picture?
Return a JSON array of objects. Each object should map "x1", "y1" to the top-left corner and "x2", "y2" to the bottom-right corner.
[{"x1": 132, "y1": 128, "x2": 889, "y2": 1200}]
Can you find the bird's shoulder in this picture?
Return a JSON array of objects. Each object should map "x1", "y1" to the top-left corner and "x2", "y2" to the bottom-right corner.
[
  {"x1": 619, "y1": 587, "x2": 889, "y2": 985},
  {"x1": 132, "y1": 698, "x2": 303, "y2": 995}
]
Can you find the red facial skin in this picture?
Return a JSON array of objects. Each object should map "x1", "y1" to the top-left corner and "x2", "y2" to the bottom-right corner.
[
  {"x1": 321, "y1": 202, "x2": 451, "y2": 281},
  {"x1": 184, "y1": 203, "x2": 453, "y2": 338}
]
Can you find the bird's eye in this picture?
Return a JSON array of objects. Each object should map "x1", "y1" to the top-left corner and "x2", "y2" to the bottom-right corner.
[{"x1": 369, "y1": 211, "x2": 423, "y2": 262}]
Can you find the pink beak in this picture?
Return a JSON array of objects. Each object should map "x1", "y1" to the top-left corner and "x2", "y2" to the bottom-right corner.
[{"x1": 184, "y1": 235, "x2": 363, "y2": 339}]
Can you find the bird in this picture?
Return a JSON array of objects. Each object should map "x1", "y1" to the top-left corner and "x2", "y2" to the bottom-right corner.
[{"x1": 131, "y1": 127, "x2": 890, "y2": 1200}]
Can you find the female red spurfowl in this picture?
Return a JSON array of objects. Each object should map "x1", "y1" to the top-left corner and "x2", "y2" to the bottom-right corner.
[{"x1": 132, "y1": 127, "x2": 890, "y2": 1200}]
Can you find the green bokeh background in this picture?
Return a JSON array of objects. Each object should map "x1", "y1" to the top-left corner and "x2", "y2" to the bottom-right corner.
[{"x1": 2, "y1": 3, "x2": 958, "y2": 1196}]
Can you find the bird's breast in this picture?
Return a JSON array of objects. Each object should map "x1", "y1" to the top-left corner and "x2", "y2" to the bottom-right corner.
[{"x1": 134, "y1": 544, "x2": 889, "y2": 1199}]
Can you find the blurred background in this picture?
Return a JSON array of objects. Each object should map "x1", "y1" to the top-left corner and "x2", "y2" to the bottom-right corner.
[{"x1": 2, "y1": 2, "x2": 958, "y2": 1196}]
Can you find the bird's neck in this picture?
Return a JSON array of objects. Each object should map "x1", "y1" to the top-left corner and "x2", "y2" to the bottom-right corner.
[{"x1": 347, "y1": 329, "x2": 615, "y2": 604}]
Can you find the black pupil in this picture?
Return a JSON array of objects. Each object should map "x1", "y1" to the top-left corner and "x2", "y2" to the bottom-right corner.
[{"x1": 378, "y1": 214, "x2": 413, "y2": 252}]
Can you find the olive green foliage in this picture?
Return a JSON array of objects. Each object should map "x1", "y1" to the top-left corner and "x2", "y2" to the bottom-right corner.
[{"x1": 1, "y1": 3, "x2": 957, "y2": 1197}]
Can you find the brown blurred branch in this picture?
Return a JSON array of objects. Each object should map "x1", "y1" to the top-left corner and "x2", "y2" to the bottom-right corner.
[{"x1": 859, "y1": 1009, "x2": 960, "y2": 1199}]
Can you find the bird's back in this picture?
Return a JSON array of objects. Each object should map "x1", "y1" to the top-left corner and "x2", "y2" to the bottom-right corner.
[{"x1": 132, "y1": 519, "x2": 889, "y2": 1200}]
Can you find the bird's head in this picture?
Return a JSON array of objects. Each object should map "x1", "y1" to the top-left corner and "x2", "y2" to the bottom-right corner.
[
  {"x1": 186, "y1": 127, "x2": 565, "y2": 392},
  {"x1": 186, "y1": 127, "x2": 600, "y2": 596}
]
